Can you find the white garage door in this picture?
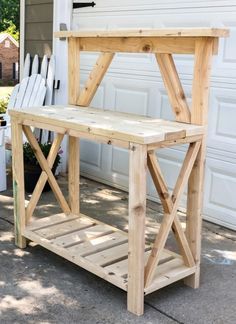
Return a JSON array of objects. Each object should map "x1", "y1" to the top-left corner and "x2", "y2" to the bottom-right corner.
[{"x1": 56, "y1": 1, "x2": 236, "y2": 230}]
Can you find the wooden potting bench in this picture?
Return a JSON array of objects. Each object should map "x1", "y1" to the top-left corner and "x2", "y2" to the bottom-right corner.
[{"x1": 10, "y1": 28, "x2": 228, "y2": 316}]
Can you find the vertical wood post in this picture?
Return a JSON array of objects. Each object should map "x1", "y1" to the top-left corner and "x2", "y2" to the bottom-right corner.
[
  {"x1": 68, "y1": 136, "x2": 80, "y2": 215},
  {"x1": 11, "y1": 118, "x2": 27, "y2": 248},
  {"x1": 184, "y1": 38, "x2": 214, "y2": 288},
  {"x1": 68, "y1": 37, "x2": 81, "y2": 215},
  {"x1": 68, "y1": 37, "x2": 80, "y2": 105},
  {"x1": 127, "y1": 143, "x2": 147, "y2": 316}
]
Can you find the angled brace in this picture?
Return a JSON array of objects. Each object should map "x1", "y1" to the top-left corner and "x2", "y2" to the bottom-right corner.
[
  {"x1": 145, "y1": 141, "x2": 201, "y2": 287},
  {"x1": 23, "y1": 126, "x2": 70, "y2": 219}
]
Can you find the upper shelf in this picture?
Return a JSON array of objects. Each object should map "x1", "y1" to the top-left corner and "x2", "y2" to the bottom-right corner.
[{"x1": 54, "y1": 28, "x2": 229, "y2": 39}]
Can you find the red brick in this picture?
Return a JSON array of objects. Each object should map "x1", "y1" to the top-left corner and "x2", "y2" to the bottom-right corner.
[{"x1": 0, "y1": 35, "x2": 19, "y2": 86}]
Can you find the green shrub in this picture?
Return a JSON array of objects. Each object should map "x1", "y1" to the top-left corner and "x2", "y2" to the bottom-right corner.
[
  {"x1": 23, "y1": 141, "x2": 61, "y2": 168},
  {"x1": 7, "y1": 80, "x2": 14, "y2": 86},
  {"x1": 0, "y1": 96, "x2": 9, "y2": 114}
]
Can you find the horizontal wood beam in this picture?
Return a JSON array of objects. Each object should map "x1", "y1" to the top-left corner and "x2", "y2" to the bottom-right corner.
[
  {"x1": 79, "y1": 37, "x2": 198, "y2": 54},
  {"x1": 147, "y1": 135, "x2": 203, "y2": 151},
  {"x1": 54, "y1": 28, "x2": 229, "y2": 38}
]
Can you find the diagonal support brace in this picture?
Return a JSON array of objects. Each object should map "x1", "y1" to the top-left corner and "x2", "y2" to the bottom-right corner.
[
  {"x1": 145, "y1": 141, "x2": 201, "y2": 287},
  {"x1": 26, "y1": 133, "x2": 66, "y2": 222},
  {"x1": 147, "y1": 150, "x2": 195, "y2": 268},
  {"x1": 23, "y1": 126, "x2": 71, "y2": 217}
]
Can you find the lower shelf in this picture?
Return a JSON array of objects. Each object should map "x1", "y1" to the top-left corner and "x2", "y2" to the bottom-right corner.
[{"x1": 23, "y1": 213, "x2": 196, "y2": 294}]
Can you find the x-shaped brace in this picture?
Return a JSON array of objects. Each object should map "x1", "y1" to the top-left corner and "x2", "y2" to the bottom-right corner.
[
  {"x1": 145, "y1": 141, "x2": 201, "y2": 287},
  {"x1": 23, "y1": 126, "x2": 70, "y2": 222}
]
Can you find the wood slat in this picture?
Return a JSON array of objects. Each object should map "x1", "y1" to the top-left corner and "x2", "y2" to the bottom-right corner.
[
  {"x1": 28, "y1": 75, "x2": 46, "y2": 107},
  {"x1": 40, "y1": 55, "x2": 48, "y2": 80},
  {"x1": 7, "y1": 84, "x2": 20, "y2": 109},
  {"x1": 23, "y1": 53, "x2": 31, "y2": 78},
  {"x1": 45, "y1": 54, "x2": 55, "y2": 106},
  {"x1": 67, "y1": 231, "x2": 128, "y2": 257},
  {"x1": 21, "y1": 74, "x2": 38, "y2": 107},
  {"x1": 35, "y1": 218, "x2": 95, "y2": 240},
  {"x1": 105, "y1": 249, "x2": 173, "y2": 278},
  {"x1": 85, "y1": 242, "x2": 129, "y2": 267},
  {"x1": 14, "y1": 77, "x2": 29, "y2": 108},
  {"x1": 26, "y1": 213, "x2": 79, "y2": 231},
  {"x1": 51, "y1": 224, "x2": 114, "y2": 248},
  {"x1": 31, "y1": 55, "x2": 39, "y2": 74},
  {"x1": 145, "y1": 259, "x2": 196, "y2": 295}
]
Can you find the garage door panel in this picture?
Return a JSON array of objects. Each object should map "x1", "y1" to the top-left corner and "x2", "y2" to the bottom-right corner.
[
  {"x1": 107, "y1": 77, "x2": 160, "y2": 116},
  {"x1": 223, "y1": 25, "x2": 236, "y2": 63},
  {"x1": 159, "y1": 91, "x2": 175, "y2": 121},
  {"x1": 208, "y1": 88, "x2": 236, "y2": 154},
  {"x1": 111, "y1": 148, "x2": 129, "y2": 177},
  {"x1": 80, "y1": 78, "x2": 105, "y2": 172},
  {"x1": 114, "y1": 87, "x2": 148, "y2": 116},
  {"x1": 204, "y1": 158, "x2": 236, "y2": 230},
  {"x1": 80, "y1": 140, "x2": 102, "y2": 168},
  {"x1": 73, "y1": 1, "x2": 235, "y2": 12}
]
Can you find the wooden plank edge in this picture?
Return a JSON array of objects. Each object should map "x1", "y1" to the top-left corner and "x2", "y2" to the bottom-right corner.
[
  {"x1": 147, "y1": 135, "x2": 203, "y2": 150},
  {"x1": 26, "y1": 213, "x2": 80, "y2": 231},
  {"x1": 54, "y1": 28, "x2": 229, "y2": 38}
]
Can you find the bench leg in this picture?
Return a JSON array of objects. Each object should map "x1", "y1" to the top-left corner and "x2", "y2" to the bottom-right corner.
[
  {"x1": 68, "y1": 136, "x2": 80, "y2": 215},
  {"x1": 184, "y1": 142, "x2": 204, "y2": 288},
  {"x1": 184, "y1": 38, "x2": 213, "y2": 288},
  {"x1": 11, "y1": 120, "x2": 27, "y2": 248},
  {"x1": 127, "y1": 143, "x2": 147, "y2": 316}
]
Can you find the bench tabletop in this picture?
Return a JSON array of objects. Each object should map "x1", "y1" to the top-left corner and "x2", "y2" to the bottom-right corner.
[
  {"x1": 9, "y1": 105, "x2": 205, "y2": 144},
  {"x1": 54, "y1": 28, "x2": 229, "y2": 38}
]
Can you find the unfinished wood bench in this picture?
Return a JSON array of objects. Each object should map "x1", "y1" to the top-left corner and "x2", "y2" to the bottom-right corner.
[{"x1": 9, "y1": 28, "x2": 229, "y2": 316}]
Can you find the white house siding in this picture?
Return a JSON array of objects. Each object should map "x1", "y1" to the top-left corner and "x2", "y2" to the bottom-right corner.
[{"x1": 54, "y1": 0, "x2": 236, "y2": 230}]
